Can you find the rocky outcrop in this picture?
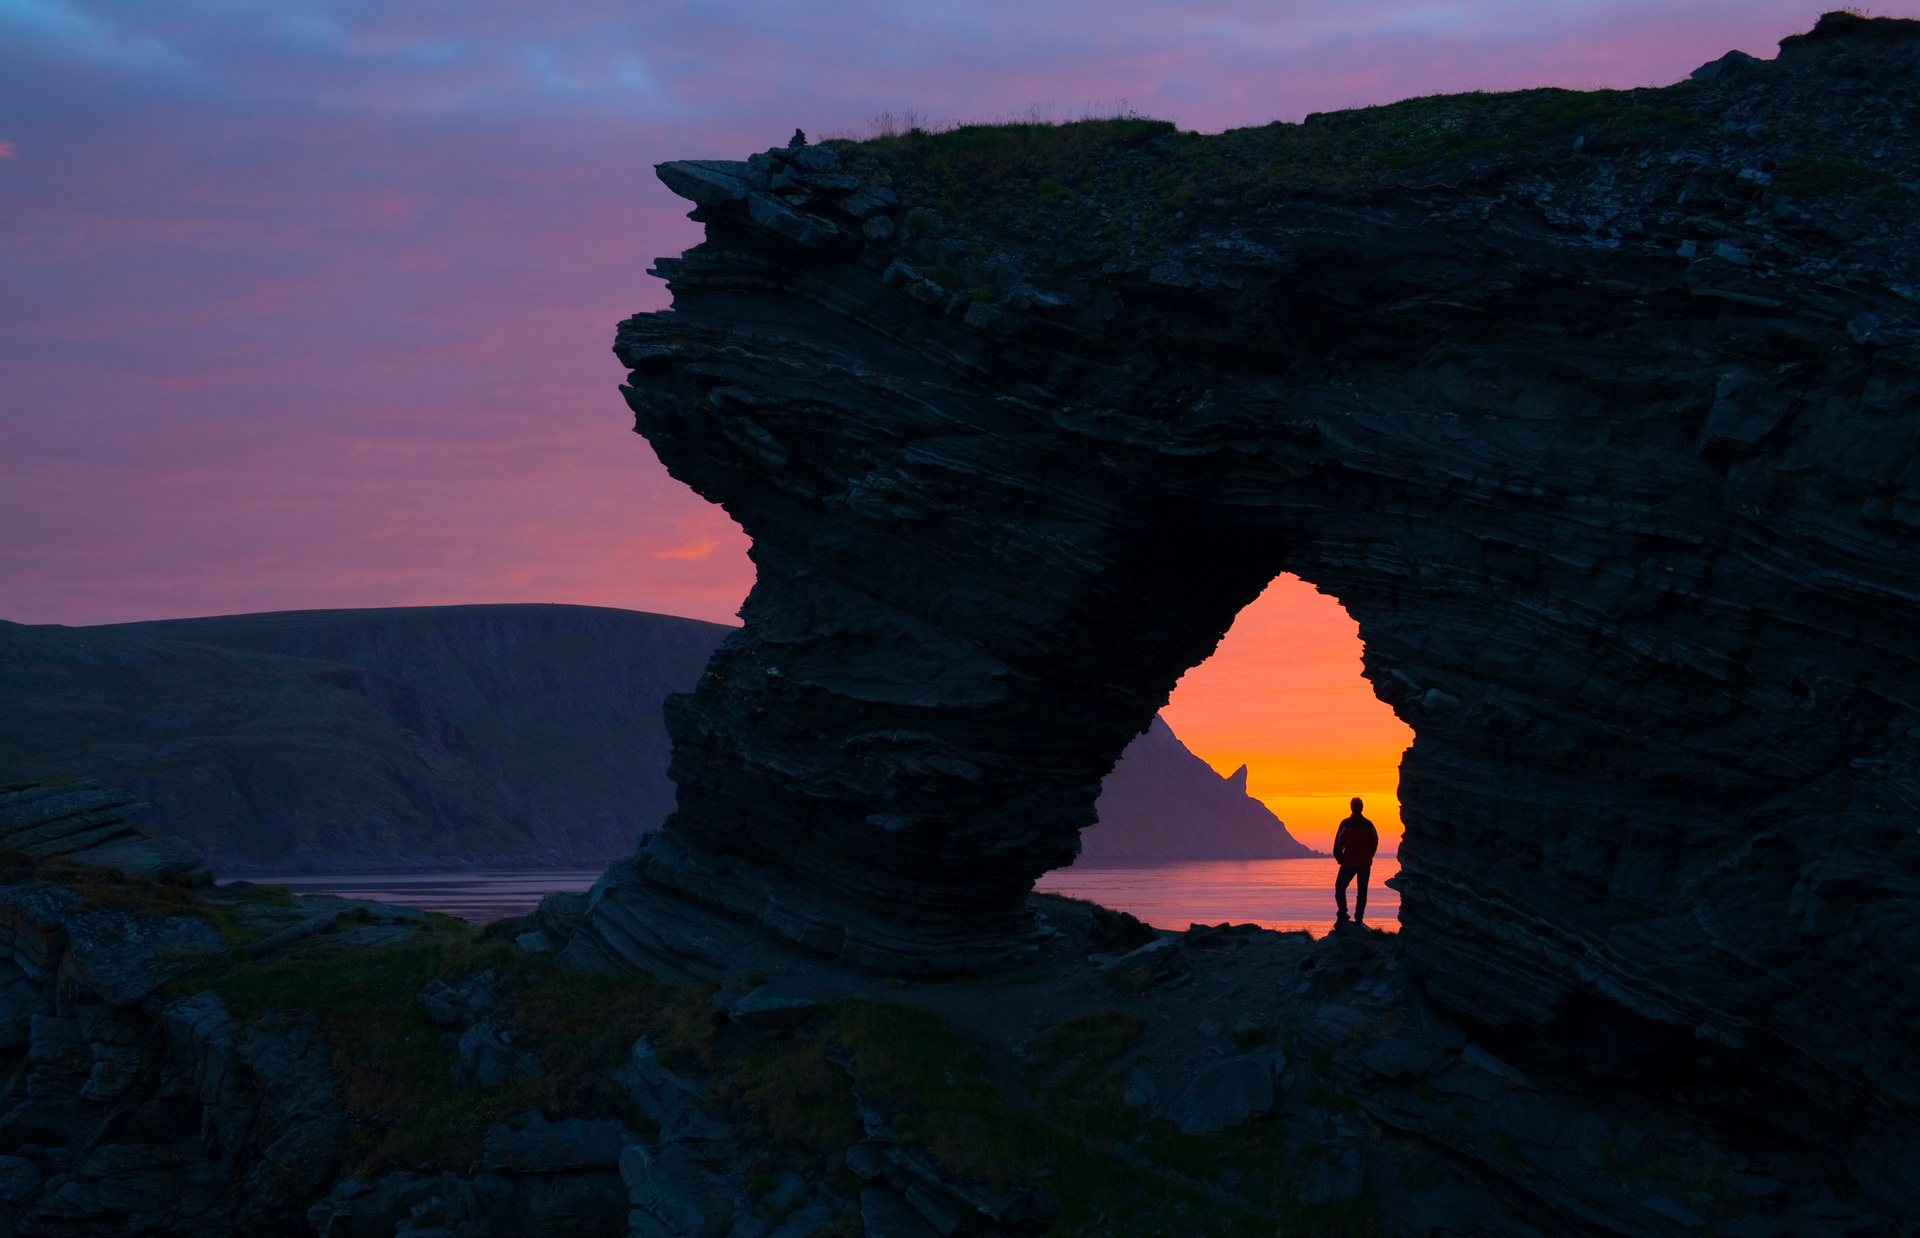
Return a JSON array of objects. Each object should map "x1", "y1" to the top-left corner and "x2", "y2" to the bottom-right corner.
[
  {"x1": 0, "y1": 605, "x2": 733, "y2": 872},
  {"x1": 564, "y1": 888, "x2": 1913, "y2": 1238},
  {"x1": 1084, "y1": 715, "x2": 1319, "y2": 863},
  {"x1": 0, "y1": 861, "x2": 1901, "y2": 1236},
  {"x1": 602, "y1": 12, "x2": 1920, "y2": 1214},
  {"x1": 306, "y1": 1115, "x2": 640, "y2": 1238},
  {"x1": 1098, "y1": 915, "x2": 1913, "y2": 1238},
  {"x1": 0, "y1": 782, "x2": 208, "y2": 882},
  {"x1": 305, "y1": 1026, "x2": 852, "y2": 1238},
  {"x1": 0, "y1": 893, "x2": 350, "y2": 1234},
  {"x1": 0, "y1": 869, "x2": 669, "y2": 1238}
]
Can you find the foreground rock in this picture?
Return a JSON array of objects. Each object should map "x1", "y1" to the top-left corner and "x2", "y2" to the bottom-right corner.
[
  {"x1": 0, "y1": 781, "x2": 208, "y2": 882},
  {"x1": 604, "y1": 11, "x2": 1920, "y2": 1212},
  {"x1": 0, "y1": 878, "x2": 389, "y2": 1234},
  {"x1": 0, "y1": 859, "x2": 1901, "y2": 1236},
  {"x1": 546, "y1": 888, "x2": 1910, "y2": 1237}
]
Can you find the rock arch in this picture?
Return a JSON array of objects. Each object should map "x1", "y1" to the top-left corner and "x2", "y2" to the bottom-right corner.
[{"x1": 581, "y1": 23, "x2": 1920, "y2": 1194}]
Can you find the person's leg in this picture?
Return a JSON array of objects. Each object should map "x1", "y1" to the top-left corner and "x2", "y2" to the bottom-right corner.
[
  {"x1": 1354, "y1": 864, "x2": 1370, "y2": 921},
  {"x1": 1335, "y1": 864, "x2": 1354, "y2": 919}
]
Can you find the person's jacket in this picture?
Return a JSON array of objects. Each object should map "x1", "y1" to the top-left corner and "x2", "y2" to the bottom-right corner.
[{"x1": 1333, "y1": 814, "x2": 1379, "y2": 866}]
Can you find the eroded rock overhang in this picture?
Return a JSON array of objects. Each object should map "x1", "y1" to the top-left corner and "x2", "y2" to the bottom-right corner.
[{"x1": 592, "y1": 13, "x2": 1920, "y2": 1202}]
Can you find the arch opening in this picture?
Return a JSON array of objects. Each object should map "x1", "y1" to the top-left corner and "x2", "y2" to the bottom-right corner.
[
  {"x1": 1158, "y1": 572, "x2": 1411, "y2": 859},
  {"x1": 1039, "y1": 573, "x2": 1415, "y2": 932}
]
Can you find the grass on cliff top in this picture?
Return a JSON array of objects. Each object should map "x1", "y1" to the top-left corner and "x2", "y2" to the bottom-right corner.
[{"x1": 844, "y1": 85, "x2": 1707, "y2": 248}]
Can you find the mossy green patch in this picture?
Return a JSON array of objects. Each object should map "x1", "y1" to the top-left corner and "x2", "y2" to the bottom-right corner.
[
  {"x1": 837, "y1": 82, "x2": 1712, "y2": 274},
  {"x1": 712, "y1": 1030, "x2": 859, "y2": 1177},
  {"x1": 1776, "y1": 154, "x2": 1894, "y2": 196},
  {"x1": 18, "y1": 856, "x2": 249, "y2": 938},
  {"x1": 174, "y1": 940, "x2": 468, "y2": 1169},
  {"x1": 1021, "y1": 1010, "x2": 1145, "y2": 1140},
  {"x1": 171, "y1": 938, "x2": 718, "y2": 1178}
]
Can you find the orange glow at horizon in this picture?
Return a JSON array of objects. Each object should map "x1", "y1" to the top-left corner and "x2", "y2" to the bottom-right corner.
[
  {"x1": 653, "y1": 538, "x2": 721, "y2": 561},
  {"x1": 1160, "y1": 574, "x2": 1412, "y2": 856}
]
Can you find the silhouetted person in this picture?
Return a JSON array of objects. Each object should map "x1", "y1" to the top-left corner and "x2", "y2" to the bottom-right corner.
[{"x1": 1332, "y1": 797, "x2": 1378, "y2": 923}]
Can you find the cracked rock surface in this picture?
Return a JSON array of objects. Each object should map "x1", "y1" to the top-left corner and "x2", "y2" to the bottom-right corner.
[
  {"x1": 0, "y1": 879, "x2": 404, "y2": 1235},
  {"x1": 599, "y1": 12, "x2": 1920, "y2": 1214}
]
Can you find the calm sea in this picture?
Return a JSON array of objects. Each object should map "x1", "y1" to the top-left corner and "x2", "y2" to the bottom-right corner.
[
  {"x1": 1037, "y1": 857, "x2": 1399, "y2": 934},
  {"x1": 237, "y1": 869, "x2": 608, "y2": 926},
  {"x1": 238, "y1": 857, "x2": 1399, "y2": 936}
]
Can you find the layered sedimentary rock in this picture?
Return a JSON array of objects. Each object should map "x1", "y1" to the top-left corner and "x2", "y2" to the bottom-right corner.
[
  {"x1": 0, "y1": 781, "x2": 207, "y2": 881},
  {"x1": 600, "y1": 13, "x2": 1920, "y2": 1207}
]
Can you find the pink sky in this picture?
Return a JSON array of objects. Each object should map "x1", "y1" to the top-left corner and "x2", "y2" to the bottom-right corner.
[{"x1": 0, "y1": 2, "x2": 1890, "y2": 837}]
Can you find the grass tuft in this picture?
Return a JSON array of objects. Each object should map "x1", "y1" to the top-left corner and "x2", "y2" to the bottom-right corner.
[{"x1": 1776, "y1": 154, "x2": 1894, "y2": 196}]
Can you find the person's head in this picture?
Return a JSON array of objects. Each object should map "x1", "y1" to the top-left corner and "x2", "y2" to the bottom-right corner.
[{"x1": 1350, "y1": 797, "x2": 1364, "y2": 813}]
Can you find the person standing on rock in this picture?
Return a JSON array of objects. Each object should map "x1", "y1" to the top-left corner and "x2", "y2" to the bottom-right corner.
[{"x1": 1332, "y1": 797, "x2": 1378, "y2": 923}]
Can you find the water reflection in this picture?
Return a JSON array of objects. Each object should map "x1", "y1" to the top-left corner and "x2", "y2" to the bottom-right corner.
[
  {"x1": 234, "y1": 869, "x2": 603, "y2": 925},
  {"x1": 233, "y1": 857, "x2": 1398, "y2": 937},
  {"x1": 1035, "y1": 857, "x2": 1399, "y2": 935}
]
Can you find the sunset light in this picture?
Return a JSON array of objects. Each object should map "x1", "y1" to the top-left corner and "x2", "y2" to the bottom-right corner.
[
  {"x1": 1163, "y1": 574, "x2": 1412, "y2": 856},
  {"x1": 3, "y1": 4, "x2": 1911, "y2": 1226}
]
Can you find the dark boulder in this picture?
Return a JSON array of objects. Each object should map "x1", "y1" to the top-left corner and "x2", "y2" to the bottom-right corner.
[
  {"x1": 1086, "y1": 906, "x2": 1156, "y2": 952},
  {"x1": 0, "y1": 782, "x2": 207, "y2": 883}
]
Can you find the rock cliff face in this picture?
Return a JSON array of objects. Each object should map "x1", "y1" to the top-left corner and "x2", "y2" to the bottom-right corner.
[{"x1": 606, "y1": 13, "x2": 1920, "y2": 1210}]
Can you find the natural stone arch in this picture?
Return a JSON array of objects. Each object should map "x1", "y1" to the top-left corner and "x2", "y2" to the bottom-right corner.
[{"x1": 575, "y1": 22, "x2": 1920, "y2": 1203}]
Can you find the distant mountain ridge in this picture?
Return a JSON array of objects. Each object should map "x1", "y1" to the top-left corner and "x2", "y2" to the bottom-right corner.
[
  {"x1": 1, "y1": 603, "x2": 1320, "y2": 874},
  {"x1": 1085, "y1": 715, "x2": 1322, "y2": 864},
  {"x1": 0, "y1": 605, "x2": 733, "y2": 872}
]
